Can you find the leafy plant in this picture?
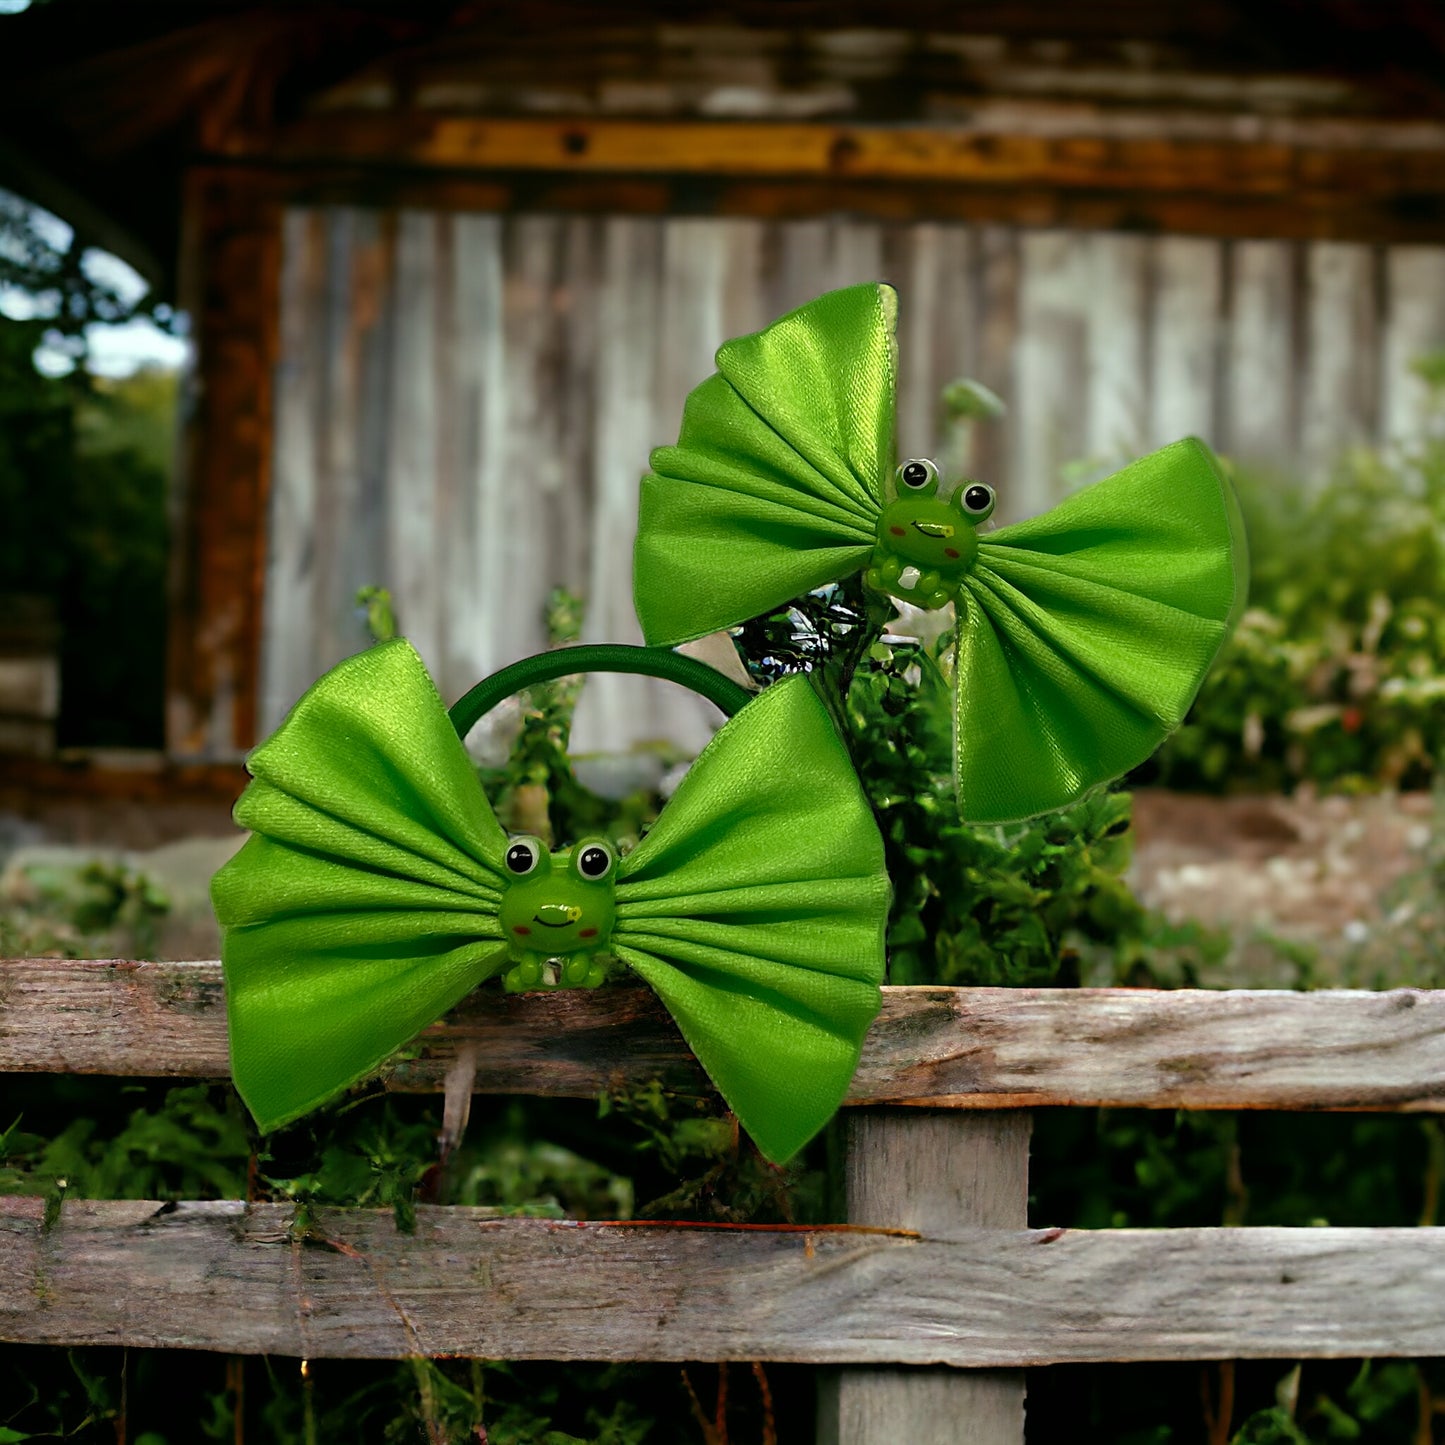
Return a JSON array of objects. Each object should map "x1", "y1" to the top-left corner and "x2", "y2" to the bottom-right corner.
[
  {"x1": 1149, "y1": 363, "x2": 1445, "y2": 794},
  {"x1": 0, "y1": 855, "x2": 170, "y2": 958},
  {"x1": 5, "y1": 369, "x2": 1445, "y2": 1442}
]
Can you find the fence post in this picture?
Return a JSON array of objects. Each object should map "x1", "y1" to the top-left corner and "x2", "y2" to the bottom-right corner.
[{"x1": 816, "y1": 1109, "x2": 1031, "y2": 1445}]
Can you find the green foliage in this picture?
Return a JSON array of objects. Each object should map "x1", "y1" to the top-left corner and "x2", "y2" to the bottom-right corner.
[
  {"x1": 1151, "y1": 378, "x2": 1445, "y2": 792},
  {"x1": 1227, "y1": 1360, "x2": 1425, "y2": 1443},
  {"x1": 0, "y1": 333, "x2": 172, "y2": 746},
  {"x1": 0, "y1": 189, "x2": 175, "y2": 354},
  {"x1": 0, "y1": 854, "x2": 170, "y2": 957},
  {"x1": 734, "y1": 575, "x2": 1228, "y2": 990},
  {"x1": 473, "y1": 588, "x2": 675, "y2": 851},
  {"x1": 0, "y1": 1085, "x2": 249, "y2": 1202},
  {"x1": 0, "y1": 192, "x2": 176, "y2": 745},
  {"x1": 357, "y1": 585, "x2": 398, "y2": 644},
  {"x1": 6, "y1": 376, "x2": 1445, "y2": 1440},
  {"x1": 0, "y1": 317, "x2": 73, "y2": 592},
  {"x1": 1339, "y1": 781, "x2": 1445, "y2": 988}
]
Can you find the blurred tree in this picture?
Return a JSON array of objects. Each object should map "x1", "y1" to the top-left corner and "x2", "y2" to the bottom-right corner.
[
  {"x1": 0, "y1": 188, "x2": 177, "y2": 747},
  {"x1": 0, "y1": 186, "x2": 176, "y2": 374}
]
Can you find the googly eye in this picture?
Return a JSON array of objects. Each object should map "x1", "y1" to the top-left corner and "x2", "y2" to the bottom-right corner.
[
  {"x1": 504, "y1": 837, "x2": 544, "y2": 876},
  {"x1": 897, "y1": 458, "x2": 939, "y2": 491},
  {"x1": 573, "y1": 839, "x2": 616, "y2": 882},
  {"x1": 958, "y1": 483, "x2": 996, "y2": 520}
]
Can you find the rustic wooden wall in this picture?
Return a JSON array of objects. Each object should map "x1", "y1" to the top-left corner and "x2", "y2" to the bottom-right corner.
[{"x1": 261, "y1": 206, "x2": 1445, "y2": 744}]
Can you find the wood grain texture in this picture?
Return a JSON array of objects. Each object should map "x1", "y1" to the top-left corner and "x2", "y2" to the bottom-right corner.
[
  {"x1": 246, "y1": 115, "x2": 1445, "y2": 202},
  {"x1": 5, "y1": 1199, "x2": 1445, "y2": 1364},
  {"x1": 1223, "y1": 240, "x2": 1294, "y2": 463},
  {"x1": 4, "y1": 963, "x2": 1444, "y2": 1113},
  {"x1": 818, "y1": 1112, "x2": 1030, "y2": 1444},
  {"x1": 259, "y1": 207, "x2": 1445, "y2": 749},
  {"x1": 166, "y1": 170, "x2": 283, "y2": 759},
  {"x1": 1301, "y1": 242, "x2": 1380, "y2": 477}
]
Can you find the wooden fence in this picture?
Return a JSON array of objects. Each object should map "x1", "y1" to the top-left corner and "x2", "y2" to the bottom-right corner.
[
  {"x1": 4, "y1": 958, "x2": 1444, "y2": 1443},
  {"x1": 260, "y1": 210, "x2": 1445, "y2": 752}
]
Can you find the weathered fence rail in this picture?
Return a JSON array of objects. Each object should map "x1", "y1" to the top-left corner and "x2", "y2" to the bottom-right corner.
[
  {"x1": 5, "y1": 1200, "x2": 1444, "y2": 1365},
  {"x1": 3, "y1": 958, "x2": 1444, "y2": 1444},
  {"x1": 5, "y1": 959, "x2": 1445, "y2": 1110}
]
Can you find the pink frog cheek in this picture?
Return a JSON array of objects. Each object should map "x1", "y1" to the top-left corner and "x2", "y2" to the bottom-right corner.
[
  {"x1": 578, "y1": 927, "x2": 598, "y2": 939},
  {"x1": 513, "y1": 925, "x2": 531, "y2": 936}
]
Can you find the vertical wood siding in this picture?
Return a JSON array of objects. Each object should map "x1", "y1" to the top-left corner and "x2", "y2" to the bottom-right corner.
[{"x1": 263, "y1": 212, "x2": 1445, "y2": 745}]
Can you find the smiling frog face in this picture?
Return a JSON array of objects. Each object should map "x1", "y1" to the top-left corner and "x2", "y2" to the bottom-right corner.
[
  {"x1": 867, "y1": 458, "x2": 996, "y2": 610},
  {"x1": 497, "y1": 836, "x2": 617, "y2": 991}
]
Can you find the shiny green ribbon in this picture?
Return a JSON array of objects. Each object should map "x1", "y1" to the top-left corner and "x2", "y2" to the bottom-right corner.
[
  {"x1": 212, "y1": 639, "x2": 890, "y2": 1163},
  {"x1": 635, "y1": 282, "x2": 1249, "y2": 822}
]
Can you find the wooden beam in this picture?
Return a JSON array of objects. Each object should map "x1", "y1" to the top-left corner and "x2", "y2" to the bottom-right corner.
[
  {"x1": 165, "y1": 169, "x2": 283, "y2": 761},
  {"x1": 4, "y1": 961, "x2": 1445, "y2": 1113},
  {"x1": 234, "y1": 114, "x2": 1445, "y2": 201},
  {"x1": 0, "y1": 753, "x2": 247, "y2": 805},
  {"x1": 194, "y1": 160, "x2": 1445, "y2": 246},
  {"x1": 818, "y1": 1112, "x2": 1031, "y2": 1444},
  {"x1": 5, "y1": 1199, "x2": 1445, "y2": 1364}
]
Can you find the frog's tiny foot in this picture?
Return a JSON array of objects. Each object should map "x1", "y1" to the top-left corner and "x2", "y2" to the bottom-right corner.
[
  {"x1": 923, "y1": 587, "x2": 953, "y2": 610},
  {"x1": 560, "y1": 954, "x2": 596, "y2": 988},
  {"x1": 503, "y1": 957, "x2": 544, "y2": 993},
  {"x1": 880, "y1": 554, "x2": 905, "y2": 585},
  {"x1": 581, "y1": 962, "x2": 607, "y2": 989},
  {"x1": 917, "y1": 568, "x2": 941, "y2": 594}
]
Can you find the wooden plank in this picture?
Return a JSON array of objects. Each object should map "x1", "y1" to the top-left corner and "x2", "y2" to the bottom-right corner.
[
  {"x1": 1222, "y1": 240, "x2": 1295, "y2": 465},
  {"x1": 6, "y1": 1199, "x2": 1445, "y2": 1364},
  {"x1": 1149, "y1": 235, "x2": 1223, "y2": 448},
  {"x1": 969, "y1": 226, "x2": 1019, "y2": 502},
  {"x1": 5, "y1": 965, "x2": 1445, "y2": 1113},
  {"x1": 818, "y1": 1112, "x2": 1030, "y2": 1445},
  {"x1": 1013, "y1": 230, "x2": 1090, "y2": 516},
  {"x1": 384, "y1": 210, "x2": 444, "y2": 670},
  {"x1": 578, "y1": 217, "x2": 718, "y2": 758},
  {"x1": 315, "y1": 208, "x2": 370, "y2": 677},
  {"x1": 166, "y1": 169, "x2": 283, "y2": 760},
  {"x1": 1379, "y1": 247, "x2": 1445, "y2": 450},
  {"x1": 890, "y1": 223, "x2": 942, "y2": 465},
  {"x1": 1084, "y1": 232, "x2": 1149, "y2": 465},
  {"x1": 455, "y1": 210, "x2": 509, "y2": 708},
  {"x1": 228, "y1": 162, "x2": 1445, "y2": 247},
  {"x1": 245, "y1": 115, "x2": 1445, "y2": 202},
  {"x1": 886, "y1": 222, "x2": 978, "y2": 472},
  {"x1": 1300, "y1": 241, "x2": 1381, "y2": 480},
  {"x1": 258, "y1": 209, "x2": 324, "y2": 736}
]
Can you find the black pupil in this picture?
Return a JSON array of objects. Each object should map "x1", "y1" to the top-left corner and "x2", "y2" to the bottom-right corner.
[
  {"x1": 902, "y1": 462, "x2": 928, "y2": 487},
  {"x1": 580, "y1": 847, "x2": 609, "y2": 877},
  {"x1": 964, "y1": 486, "x2": 990, "y2": 512},
  {"x1": 506, "y1": 844, "x2": 535, "y2": 873}
]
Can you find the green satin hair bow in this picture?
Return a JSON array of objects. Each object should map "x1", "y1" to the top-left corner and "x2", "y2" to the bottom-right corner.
[
  {"x1": 211, "y1": 638, "x2": 891, "y2": 1163},
  {"x1": 635, "y1": 282, "x2": 1249, "y2": 822}
]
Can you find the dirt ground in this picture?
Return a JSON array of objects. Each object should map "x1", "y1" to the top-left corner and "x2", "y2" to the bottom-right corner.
[
  {"x1": 1129, "y1": 789, "x2": 1439, "y2": 987},
  {"x1": 0, "y1": 784, "x2": 1437, "y2": 973}
]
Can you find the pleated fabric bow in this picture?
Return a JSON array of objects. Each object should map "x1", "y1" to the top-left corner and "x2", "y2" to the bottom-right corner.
[
  {"x1": 635, "y1": 282, "x2": 1249, "y2": 822},
  {"x1": 211, "y1": 639, "x2": 891, "y2": 1163}
]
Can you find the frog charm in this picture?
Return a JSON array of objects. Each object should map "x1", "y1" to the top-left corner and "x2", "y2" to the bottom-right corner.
[
  {"x1": 498, "y1": 835, "x2": 617, "y2": 992},
  {"x1": 864, "y1": 458, "x2": 996, "y2": 610}
]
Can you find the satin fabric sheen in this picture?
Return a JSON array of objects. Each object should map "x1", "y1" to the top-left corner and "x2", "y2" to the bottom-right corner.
[
  {"x1": 632, "y1": 282, "x2": 1248, "y2": 822},
  {"x1": 636, "y1": 283, "x2": 895, "y2": 643},
  {"x1": 212, "y1": 640, "x2": 890, "y2": 1163}
]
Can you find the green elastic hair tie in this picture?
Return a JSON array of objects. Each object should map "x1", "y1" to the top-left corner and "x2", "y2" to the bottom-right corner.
[
  {"x1": 213, "y1": 641, "x2": 891, "y2": 1163},
  {"x1": 634, "y1": 282, "x2": 1250, "y2": 822}
]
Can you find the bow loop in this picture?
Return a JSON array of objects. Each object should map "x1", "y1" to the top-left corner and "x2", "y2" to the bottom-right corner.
[
  {"x1": 616, "y1": 677, "x2": 889, "y2": 1163},
  {"x1": 214, "y1": 648, "x2": 890, "y2": 1161}
]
